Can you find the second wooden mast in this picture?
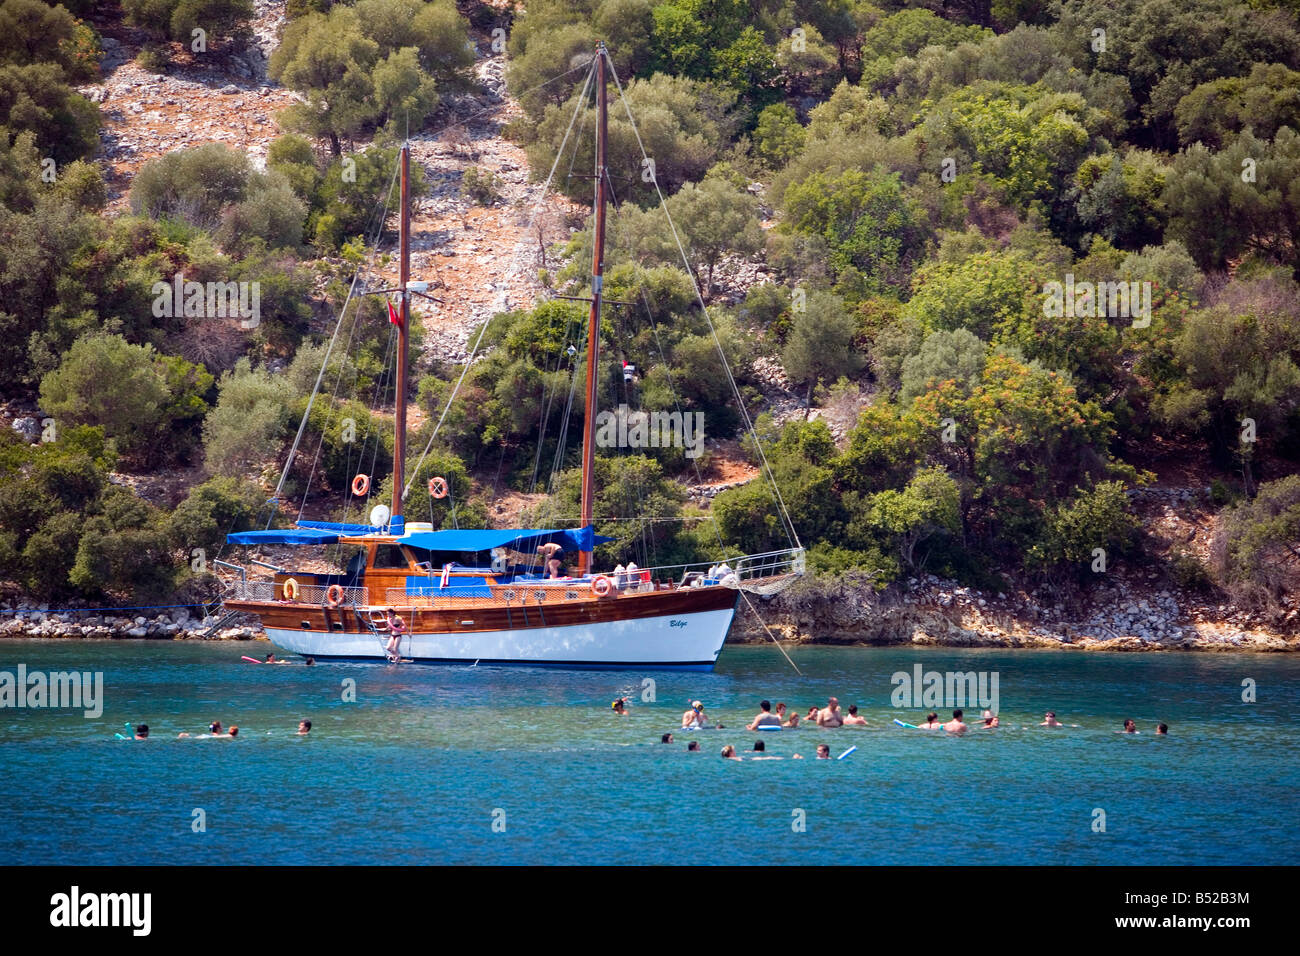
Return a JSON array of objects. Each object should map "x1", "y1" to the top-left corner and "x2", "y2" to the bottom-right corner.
[{"x1": 577, "y1": 44, "x2": 609, "y2": 575}]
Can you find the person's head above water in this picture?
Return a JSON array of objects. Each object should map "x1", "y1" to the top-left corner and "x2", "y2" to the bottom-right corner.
[
  {"x1": 926, "y1": 713, "x2": 938, "y2": 724},
  {"x1": 848, "y1": 705, "x2": 859, "y2": 716},
  {"x1": 209, "y1": 721, "x2": 222, "y2": 734},
  {"x1": 759, "y1": 700, "x2": 772, "y2": 712},
  {"x1": 687, "y1": 740, "x2": 700, "y2": 751},
  {"x1": 228, "y1": 726, "x2": 238, "y2": 737},
  {"x1": 752, "y1": 739, "x2": 765, "y2": 751},
  {"x1": 1157, "y1": 723, "x2": 1168, "y2": 735},
  {"x1": 661, "y1": 733, "x2": 673, "y2": 744},
  {"x1": 135, "y1": 724, "x2": 149, "y2": 738},
  {"x1": 721, "y1": 745, "x2": 736, "y2": 758},
  {"x1": 952, "y1": 709, "x2": 963, "y2": 720},
  {"x1": 298, "y1": 720, "x2": 311, "y2": 734},
  {"x1": 816, "y1": 744, "x2": 830, "y2": 758}
]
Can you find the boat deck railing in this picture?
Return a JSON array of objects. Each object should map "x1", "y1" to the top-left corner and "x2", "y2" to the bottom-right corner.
[{"x1": 222, "y1": 548, "x2": 804, "y2": 608}]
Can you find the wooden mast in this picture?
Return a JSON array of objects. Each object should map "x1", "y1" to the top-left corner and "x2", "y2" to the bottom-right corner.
[
  {"x1": 577, "y1": 44, "x2": 608, "y2": 575},
  {"x1": 393, "y1": 143, "x2": 410, "y2": 524}
]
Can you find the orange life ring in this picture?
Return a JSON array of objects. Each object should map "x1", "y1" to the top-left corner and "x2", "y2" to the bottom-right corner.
[
  {"x1": 325, "y1": 584, "x2": 345, "y2": 607},
  {"x1": 591, "y1": 575, "x2": 612, "y2": 597},
  {"x1": 428, "y1": 476, "x2": 449, "y2": 499},
  {"x1": 351, "y1": 474, "x2": 370, "y2": 496},
  {"x1": 282, "y1": 578, "x2": 299, "y2": 601}
]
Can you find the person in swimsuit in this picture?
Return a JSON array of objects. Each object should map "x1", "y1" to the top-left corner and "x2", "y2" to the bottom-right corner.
[
  {"x1": 843, "y1": 705, "x2": 867, "y2": 726},
  {"x1": 981, "y1": 710, "x2": 999, "y2": 728},
  {"x1": 384, "y1": 607, "x2": 407, "y2": 661},
  {"x1": 133, "y1": 724, "x2": 149, "y2": 740},
  {"x1": 687, "y1": 740, "x2": 701, "y2": 752},
  {"x1": 943, "y1": 709, "x2": 968, "y2": 734},
  {"x1": 815, "y1": 744, "x2": 830, "y2": 759},
  {"x1": 775, "y1": 702, "x2": 788, "y2": 722},
  {"x1": 611, "y1": 697, "x2": 629, "y2": 715},
  {"x1": 805, "y1": 705, "x2": 820, "y2": 722},
  {"x1": 1040, "y1": 711, "x2": 1064, "y2": 727},
  {"x1": 817, "y1": 697, "x2": 843, "y2": 728},
  {"x1": 298, "y1": 720, "x2": 311, "y2": 736},
  {"x1": 720, "y1": 745, "x2": 741, "y2": 760},
  {"x1": 747, "y1": 700, "x2": 782, "y2": 730},
  {"x1": 916, "y1": 712, "x2": 942, "y2": 729},
  {"x1": 681, "y1": 700, "x2": 709, "y2": 729},
  {"x1": 661, "y1": 733, "x2": 673, "y2": 743},
  {"x1": 784, "y1": 712, "x2": 801, "y2": 728},
  {"x1": 1156, "y1": 722, "x2": 1168, "y2": 735},
  {"x1": 1119, "y1": 718, "x2": 1139, "y2": 734}
]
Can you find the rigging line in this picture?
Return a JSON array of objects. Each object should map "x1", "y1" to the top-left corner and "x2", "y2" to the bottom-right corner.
[
  {"x1": 420, "y1": 63, "x2": 590, "y2": 145},
  {"x1": 528, "y1": 317, "x2": 580, "y2": 495},
  {"x1": 739, "y1": 588, "x2": 803, "y2": 675},
  {"x1": 286, "y1": 160, "x2": 397, "y2": 528},
  {"x1": 604, "y1": 57, "x2": 802, "y2": 553},
  {"x1": 404, "y1": 57, "x2": 599, "y2": 502}
]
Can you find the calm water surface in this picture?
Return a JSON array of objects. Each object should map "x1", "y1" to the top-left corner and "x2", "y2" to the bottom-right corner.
[{"x1": 1, "y1": 639, "x2": 1295, "y2": 865}]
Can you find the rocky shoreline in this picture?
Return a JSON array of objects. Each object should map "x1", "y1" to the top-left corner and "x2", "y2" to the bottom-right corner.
[
  {"x1": 3, "y1": 574, "x2": 1296, "y2": 651},
  {"x1": 728, "y1": 574, "x2": 1298, "y2": 652}
]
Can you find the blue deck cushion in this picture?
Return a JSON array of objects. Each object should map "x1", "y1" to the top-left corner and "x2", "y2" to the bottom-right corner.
[{"x1": 405, "y1": 574, "x2": 493, "y2": 597}]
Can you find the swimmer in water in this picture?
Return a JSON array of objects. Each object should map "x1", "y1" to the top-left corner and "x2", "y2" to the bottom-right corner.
[
  {"x1": 775, "y1": 702, "x2": 788, "y2": 722},
  {"x1": 944, "y1": 709, "x2": 968, "y2": 734},
  {"x1": 687, "y1": 740, "x2": 700, "y2": 752},
  {"x1": 133, "y1": 724, "x2": 149, "y2": 740},
  {"x1": 298, "y1": 720, "x2": 311, "y2": 736},
  {"x1": 1119, "y1": 718, "x2": 1139, "y2": 734},
  {"x1": 661, "y1": 732, "x2": 673, "y2": 744},
  {"x1": 916, "y1": 712, "x2": 942, "y2": 730},
  {"x1": 981, "y1": 710, "x2": 999, "y2": 728},
  {"x1": 784, "y1": 711, "x2": 801, "y2": 728},
  {"x1": 304, "y1": 657, "x2": 315, "y2": 666},
  {"x1": 747, "y1": 699, "x2": 782, "y2": 730},
  {"x1": 611, "y1": 697, "x2": 630, "y2": 715},
  {"x1": 265, "y1": 653, "x2": 290, "y2": 664},
  {"x1": 815, "y1": 744, "x2": 830, "y2": 759},
  {"x1": 1040, "y1": 711, "x2": 1064, "y2": 728},
  {"x1": 805, "y1": 705, "x2": 820, "y2": 722},
  {"x1": 681, "y1": 700, "x2": 710, "y2": 729},
  {"x1": 721, "y1": 745, "x2": 741, "y2": 760},
  {"x1": 843, "y1": 704, "x2": 867, "y2": 726},
  {"x1": 817, "y1": 697, "x2": 843, "y2": 728},
  {"x1": 1156, "y1": 722, "x2": 1168, "y2": 735}
]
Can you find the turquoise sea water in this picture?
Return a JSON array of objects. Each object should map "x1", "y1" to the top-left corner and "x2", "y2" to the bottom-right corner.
[{"x1": 1, "y1": 639, "x2": 1296, "y2": 865}]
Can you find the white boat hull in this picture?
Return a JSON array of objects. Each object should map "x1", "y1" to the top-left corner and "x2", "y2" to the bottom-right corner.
[{"x1": 265, "y1": 606, "x2": 736, "y2": 669}]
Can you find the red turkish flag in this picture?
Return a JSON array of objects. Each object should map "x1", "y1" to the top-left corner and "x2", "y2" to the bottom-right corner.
[{"x1": 387, "y1": 298, "x2": 402, "y2": 328}]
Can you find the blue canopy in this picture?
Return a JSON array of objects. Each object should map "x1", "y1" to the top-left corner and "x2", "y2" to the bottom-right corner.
[
  {"x1": 227, "y1": 527, "x2": 349, "y2": 545},
  {"x1": 400, "y1": 527, "x2": 610, "y2": 554},
  {"x1": 228, "y1": 523, "x2": 607, "y2": 552}
]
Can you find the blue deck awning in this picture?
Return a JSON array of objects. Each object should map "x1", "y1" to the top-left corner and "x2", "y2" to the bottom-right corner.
[
  {"x1": 399, "y1": 527, "x2": 610, "y2": 554},
  {"x1": 228, "y1": 523, "x2": 608, "y2": 552},
  {"x1": 226, "y1": 527, "x2": 349, "y2": 545}
]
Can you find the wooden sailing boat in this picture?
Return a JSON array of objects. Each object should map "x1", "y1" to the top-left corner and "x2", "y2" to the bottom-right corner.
[{"x1": 218, "y1": 44, "x2": 803, "y2": 669}]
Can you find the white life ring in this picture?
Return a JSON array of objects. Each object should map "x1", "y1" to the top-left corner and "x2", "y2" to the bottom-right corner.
[{"x1": 591, "y1": 575, "x2": 612, "y2": 597}]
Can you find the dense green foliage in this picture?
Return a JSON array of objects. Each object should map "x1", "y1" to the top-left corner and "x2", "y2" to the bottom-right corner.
[{"x1": 4, "y1": 0, "x2": 1300, "y2": 609}]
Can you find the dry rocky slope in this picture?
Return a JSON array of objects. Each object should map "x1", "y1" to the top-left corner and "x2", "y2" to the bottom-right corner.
[{"x1": 3, "y1": 6, "x2": 1295, "y2": 650}]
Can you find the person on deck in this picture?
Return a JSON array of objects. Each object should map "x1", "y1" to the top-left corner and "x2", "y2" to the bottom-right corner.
[
  {"x1": 384, "y1": 607, "x2": 407, "y2": 661},
  {"x1": 537, "y1": 542, "x2": 565, "y2": 579}
]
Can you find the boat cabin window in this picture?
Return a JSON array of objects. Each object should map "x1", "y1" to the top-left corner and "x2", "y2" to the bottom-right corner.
[{"x1": 372, "y1": 545, "x2": 410, "y2": 570}]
